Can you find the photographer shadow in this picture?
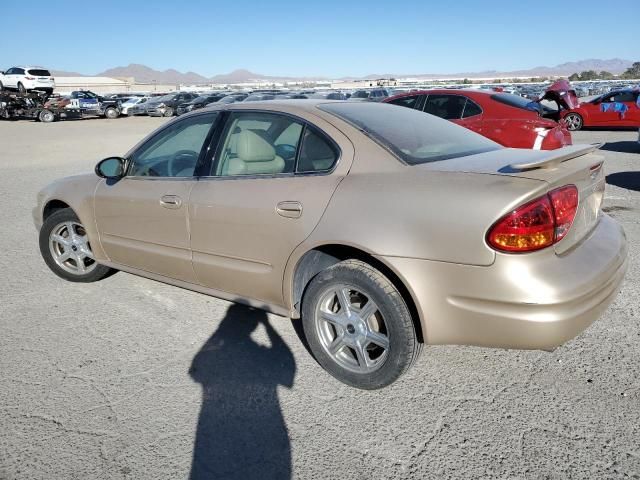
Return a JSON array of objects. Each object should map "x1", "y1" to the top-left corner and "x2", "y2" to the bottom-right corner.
[{"x1": 189, "y1": 304, "x2": 295, "y2": 480}]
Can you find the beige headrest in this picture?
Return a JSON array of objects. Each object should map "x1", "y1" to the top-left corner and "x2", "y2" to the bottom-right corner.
[{"x1": 237, "y1": 129, "x2": 276, "y2": 162}]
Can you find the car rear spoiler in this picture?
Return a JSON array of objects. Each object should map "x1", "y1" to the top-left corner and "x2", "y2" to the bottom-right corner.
[{"x1": 509, "y1": 143, "x2": 603, "y2": 170}]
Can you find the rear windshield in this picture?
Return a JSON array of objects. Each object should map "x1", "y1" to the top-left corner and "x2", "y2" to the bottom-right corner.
[
  {"x1": 491, "y1": 93, "x2": 541, "y2": 114},
  {"x1": 319, "y1": 102, "x2": 500, "y2": 164},
  {"x1": 27, "y1": 69, "x2": 51, "y2": 76}
]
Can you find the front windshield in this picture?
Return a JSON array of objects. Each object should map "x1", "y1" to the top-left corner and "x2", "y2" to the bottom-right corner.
[
  {"x1": 320, "y1": 102, "x2": 500, "y2": 164},
  {"x1": 351, "y1": 90, "x2": 370, "y2": 98},
  {"x1": 123, "y1": 98, "x2": 141, "y2": 105}
]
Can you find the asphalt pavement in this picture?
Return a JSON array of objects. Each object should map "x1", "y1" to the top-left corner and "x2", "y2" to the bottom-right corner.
[{"x1": 0, "y1": 117, "x2": 638, "y2": 479}]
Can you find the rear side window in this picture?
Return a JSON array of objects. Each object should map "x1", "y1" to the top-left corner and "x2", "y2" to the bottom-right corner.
[
  {"x1": 320, "y1": 102, "x2": 500, "y2": 165},
  {"x1": 423, "y1": 94, "x2": 466, "y2": 120},
  {"x1": 462, "y1": 99, "x2": 483, "y2": 118},
  {"x1": 214, "y1": 112, "x2": 304, "y2": 176},
  {"x1": 27, "y1": 69, "x2": 51, "y2": 76},
  {"x1": 297, "y1": 128, "x2": 338, "y2": 173},
  {"x1": 388, "y1": 95, "x2": 421, "y2": 109}
]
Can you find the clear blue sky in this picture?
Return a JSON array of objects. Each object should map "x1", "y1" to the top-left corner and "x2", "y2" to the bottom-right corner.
[{"x1": 1, "y1": 0, "x2": 637, "y2": 77}]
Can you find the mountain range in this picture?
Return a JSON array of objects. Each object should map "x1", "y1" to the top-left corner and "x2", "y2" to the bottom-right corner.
[{"x1": 51, "y1": 59, "x2": 633, "y2": 84}]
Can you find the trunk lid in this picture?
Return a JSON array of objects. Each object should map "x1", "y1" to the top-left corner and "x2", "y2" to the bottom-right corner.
[
  {"x1": 538, "y1": 79, "x2": 580, "y2": 110},
  {"x1": 416, "y1": 144, "x2": 606, "y2": 253}
]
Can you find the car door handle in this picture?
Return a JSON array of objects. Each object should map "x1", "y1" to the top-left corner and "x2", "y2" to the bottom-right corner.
[
  {"x1": 160, "y1": 195, "x2": 182, "y2": 209},
  {"x1": 276, "y1": 201, "x2": 302, "y2": 218}
]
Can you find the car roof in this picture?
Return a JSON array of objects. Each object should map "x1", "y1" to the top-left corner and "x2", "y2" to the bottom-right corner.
[
  {"x1": 10, "y1": 66, "x2": 49, "y2": 70},
  {"x1": 201, "y1": 98, "x2": 338, "y2": 112},
  {"x1": 387, "y1": 88, "x2": 497, "y2": 99}
]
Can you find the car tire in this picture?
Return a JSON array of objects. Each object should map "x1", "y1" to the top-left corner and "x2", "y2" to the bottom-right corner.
[
  {"x1": 39, "y1": 208, "x2": 115, "y2": 283},
  {"x1": 38, "y1": 109, "x2": 55, "y2": 123},
  {"x1": 301, "y1": 259, "x2": 421, "y2": 389},
  {"x1": 163, "y1": 107, "x2": 174, "y2": 117},
  {"x1": 564, "y1": 112, "x2": 583, "y2": 131},
  {"x1": 104, "y1": 107, "x2": 119, "y2": 119},
  {"x1": 17, "y1": 82, "x2": 26, "y2": 93}
]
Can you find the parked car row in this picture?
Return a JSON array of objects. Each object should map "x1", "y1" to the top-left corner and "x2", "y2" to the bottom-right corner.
[
  {"x1": 2, "y1": 63, "x2": 637, "y2": 137},
  {"x1": 126, "y1": 90, "x2": 354, "y2": 117}
]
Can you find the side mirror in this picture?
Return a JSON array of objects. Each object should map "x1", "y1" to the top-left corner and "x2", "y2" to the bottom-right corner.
[{"x1": 95, "y1": 157, "x2": 126, "y2": 179}]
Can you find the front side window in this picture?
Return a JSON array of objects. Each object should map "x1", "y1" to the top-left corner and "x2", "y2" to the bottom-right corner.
[
  {"x1": 388, "y1": 95, "x2": 421, "y2": 109},
  {"x1": 129, "y1": 113, "x2": 217, "y2": 177},
  {"x1": 423, "y1": 94, "x2": 466, "y2": 120},
  {"x1": 214, "y1": 112, "x2": 304, "y2": 176},
  {"x1": 610, "y1": 92, "x2": 635, "y2": 103}
]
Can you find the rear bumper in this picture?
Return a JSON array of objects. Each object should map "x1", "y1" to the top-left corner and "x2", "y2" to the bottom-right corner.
[{"x1": 380, "y1": 214, "x2": 627, "y2": 350}]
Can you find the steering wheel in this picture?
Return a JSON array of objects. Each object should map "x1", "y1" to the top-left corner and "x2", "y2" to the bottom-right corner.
[
  {"x1": 169, "y1": 150, "x2": 198, "y2": 177},
  {"x1": 139, "y1": 164, "x2": 160, "y2": 177}
]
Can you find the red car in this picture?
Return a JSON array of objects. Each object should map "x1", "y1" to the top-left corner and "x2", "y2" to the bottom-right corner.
[
  {"x1": 541, "y1": 80, "x2": 640, "y2": 131},
  {"x1": 383, "y1": 89, "x2": 572, "y2": 150}
]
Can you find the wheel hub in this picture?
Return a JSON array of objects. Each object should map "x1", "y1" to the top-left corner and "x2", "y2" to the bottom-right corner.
[
  {"x1": 314, "y1": 285, "x2": 390, "y2": 374},
  {"x1": 49, "y1": 221, "x2": 97, "y2": 275}
]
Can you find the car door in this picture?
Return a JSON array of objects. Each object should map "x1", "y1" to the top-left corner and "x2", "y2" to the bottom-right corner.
[
  {"x1": 94, "y1": 112, "x2": 219, "y2": 282},
  {"x1": 605, "y1": 91, "x2": 638, "y2": 127},
  {"x1": 4, "y1": 68, "x2": 18, "y2": 88},
  {"x1": 189, "y1": 109, "x2": 353, "y2": 306},
  {"x1": 592, "y1": 92, "x2": 632, "y2": 126}
]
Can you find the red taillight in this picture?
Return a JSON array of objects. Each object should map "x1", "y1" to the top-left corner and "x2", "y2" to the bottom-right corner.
[
  {"x1": 488, "y1": 185, "x2": 578, "y2": 253},
  {"x1": 549, "y1": 185, "x2": 578, "y2": 241},
  {"x1": 25, "y1": 76, "x2": 35, "y2": 80}
]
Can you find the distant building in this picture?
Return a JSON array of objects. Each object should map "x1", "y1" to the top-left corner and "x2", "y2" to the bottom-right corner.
[{"x1": 54, "y1": 76, "x2": 179, "y2": 94}]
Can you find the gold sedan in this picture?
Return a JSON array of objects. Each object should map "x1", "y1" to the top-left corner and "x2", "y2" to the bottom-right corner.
[{"x1": 34, "y1": 100, "x2": 627, "y2": 389}]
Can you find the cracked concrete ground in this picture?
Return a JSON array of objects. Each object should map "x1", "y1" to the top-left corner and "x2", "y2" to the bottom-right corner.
[{"x1": 0, "y1": 117, "x2": 639, "y2": 479}]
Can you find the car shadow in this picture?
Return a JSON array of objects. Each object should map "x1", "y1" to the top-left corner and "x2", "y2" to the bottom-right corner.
[
  {"x1": 600, "y1": 141, "x2": 639, "y2": 154},
  {"x1": 189, "y1": 304, "x2": 296, "y2": 480},
  {"x1": 606, "y1": 172, "x2": 640, "y2": 192}
]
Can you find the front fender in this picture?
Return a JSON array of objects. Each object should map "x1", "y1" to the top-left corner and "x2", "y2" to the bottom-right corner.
[{"x1": 34, "y1": 174, "x2": 108, "y2": 261}]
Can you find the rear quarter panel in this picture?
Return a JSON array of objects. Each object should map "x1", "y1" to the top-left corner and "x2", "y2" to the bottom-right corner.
[{"x1": 298, "y1": 168, "x2": 547, "y2": 267}]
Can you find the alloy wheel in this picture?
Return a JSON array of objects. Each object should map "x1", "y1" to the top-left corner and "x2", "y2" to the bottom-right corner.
[
  {"x1": 565, "y1": 113, "x2": 582, "y2": 131},
  {"x1": 314, "y1": 285, "x2": 390, "y2": 374},
  {"x1": 49, "y1": 221, "x2": 97, "y2": 275}
]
